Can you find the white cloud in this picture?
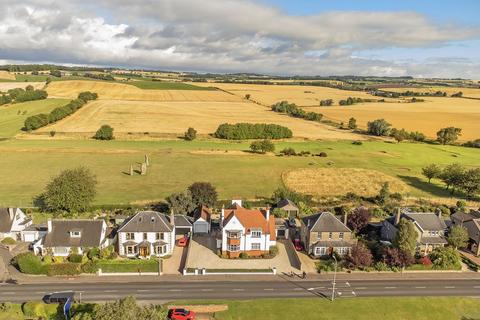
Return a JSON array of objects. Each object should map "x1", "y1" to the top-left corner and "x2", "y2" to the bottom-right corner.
[{"x1": 0, "y1": 0, "x2": 479, "y2": 77}]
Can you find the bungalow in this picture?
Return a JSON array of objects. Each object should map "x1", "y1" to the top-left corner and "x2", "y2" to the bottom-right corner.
[
  {"x1": 451, "y1": 211, "x2": 480, "y2": 256},
  {"x1": 34, "y1": 219, "x2": 108, "y2": 256},
  {"x1": 192, "y1": 205, "x2": 212, "y2": 234},
  {"x1": 220, "y1": 200, "x2": 276, "y2": 258},
  {"x1": 300, "y1": 212, "x2": 356, "y2": 257},
  {"x1": 381, "y1": 211, "x2": 447, "y2": 255},
  {"x1": 0, "y1": 208, "x2": 32, "y2": 241},
  {"x1": 117, "y1": 211, "x2": 175, "y2": 258},
  {"x1": 275, "y1": 199, "x2": 299, "y2": 218}
]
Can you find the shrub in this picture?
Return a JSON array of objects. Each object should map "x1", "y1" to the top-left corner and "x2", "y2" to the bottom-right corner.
[
  {"x1": 184, "y1": 127, "x2": 197, "y2": 141},
  {"x1": 367, "y1": 119, "x2": 391, "y2": 136},
  {"x1": 46, "y1": 263, "x2": 81, "y2": 276},
  {"x1": 250, "y1": 139, "x2": 275, "y2": 154},
  {"x1": 81, "y1": 261, "x2": 99, "y2": 273},
  {"x1": 15, "y1": 89, "x2": 48, "y2": 102},
  {"x1": 352, "y1": 141, "x2": 363, "y2": 145},
  {"x1": 1, "y1": 237, "x2": 16, "y2": 245},
  {"x1": 271, "y1": 100, "x2": 322, "y2": 122},
  {"x1": 94, "y1": 124, "x2": 114, "y2": 140},
  {"x1": 214, "y1": 123, "x2": 292, "y2": 140},
  {"x1": 373, "y1": 261, "x2": 390, "y2": 271},
  {"x1": 318, "y1": 152, "x2": 327, "y2": 157},
  {"x1": 269, "y1": 245, "x2": 279, "y2": 256},
  {"x1": 87, "y1": 247, "x2": 100, "y2": 260},
  {"x1": 239, "y1": 252, "x2": 248, "y2": 259},
  {"x1": 430, "y1": 247, "x2": 461, "y2": 270},
  {"x1": 43, "y1": 255, "x2": 53, "y2": 264},
  {"x1": 49, "y1": 130, "x2": 56, "y2": 137},
  {"x1": 24, "y1": 113, "x2": 49, "y2": 130},
  {"x1": 68, "y1": 253, "x2": 83, "y2": 263},
  {"x1": 22, "y1": 302, "x2": 49, "y2": 318},
  {"x1": 78, "y1": 91, "x2": 98, "y2": 101},
  {"x1": 280, "y1": 147, "x2": 296, "y2": 156},
  {"x1": 14, "y1": 252, "x2": 46, "y2": 274},
  {"x1": 418, "y1": 256, "x2": 432, "y2": 266}
]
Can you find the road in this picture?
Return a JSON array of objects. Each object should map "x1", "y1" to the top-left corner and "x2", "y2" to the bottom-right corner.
[{"x1": 1, "y1": 278, "x2": 480, "y2": 303}]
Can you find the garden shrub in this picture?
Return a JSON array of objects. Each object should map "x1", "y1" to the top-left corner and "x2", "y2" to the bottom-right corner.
[
  {"x1": 46, "y1": 262, "x2": 81, "y2": 276},
  {"x1": 14, "y1": 252, "x2": 46, "y2": 275},
  {"x1": 87, "y1": 247, "x2": 100, "y2": 260},
  {"x1": 239, "y1": 252, "x2": 248, "y2": 259},
  {"x1": 43, "y1": 255, "x2": 53, "y2": 264},
  {"x1": 68, "y1": 253, "x2": 83, "y2": 263},
  {"x1": 269, "y1": 245, "x2": 279, "y2": 256},
  {"x1": 81, "y1": 261, "x2": 99, "y2": 273}
]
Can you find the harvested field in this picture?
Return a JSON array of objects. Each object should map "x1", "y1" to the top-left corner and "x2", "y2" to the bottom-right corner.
[
  {"x1": 0, "y1": 82, "x2": 44, "y2": 92},
  {"x1": 191, "y1": 82, "x2": 398, "y2": 106},
  {"x1": 47, "y1": 80, "x2": 235, "y2": 101},
  {"x1": 304, "y1": 97, "x2": 480, "y2": 140},
  {"x1": 37, "y1": 99, "x2": 364, "y2": 140},
  {"x1": 0, "y1": 71, "x2": 15, "y2": 80},
  {"x1": 282, "y1": 168, "x2": 409, "y2": 198}
]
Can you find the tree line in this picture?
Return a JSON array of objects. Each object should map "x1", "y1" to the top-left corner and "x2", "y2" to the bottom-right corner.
[
  {"x1": 0, "y1": 85, "x2": 47, "y2": 106},
  {"x1": 24, "y1": 91, "x2": 98, "y2": 131},
  {"x1": 214, "y1": 123, "x2": 292, "y2": 140},
  {"x1": 271, "y1": 101, "x2": 323, "y2": 122},
  {"x1": 422, "y1": 163, "x2": 480, "y2": 198}
]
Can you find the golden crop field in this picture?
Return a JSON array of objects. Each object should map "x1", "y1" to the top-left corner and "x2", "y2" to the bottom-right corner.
[
  {"x1": 191, "y1": 82, "x2": 396, "y2": 106},
  {"x1": 37, "y1": 99, "x2": 364, "y2": 140},
  {"x1": 0, "y1": 71, "x2": 16, "y2": 80},
  {"x1": 47, "y1": 80, "x2": 241, "y2": 102},
  {"x1": 0, "y1": 82, "x2": 45, "y2": 92},
  {"x1": 303, "y1": 97, "x2": 480, "y2": 141},
  {"x1": 387, "y1": 86, "x2": 480, "y2": 99},
  {"x1": 283, "y1": 168, "x2": 409, "y2": 198}
]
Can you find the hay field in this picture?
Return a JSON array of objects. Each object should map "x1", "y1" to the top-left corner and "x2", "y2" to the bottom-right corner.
[
  {"x1": 0, "y1": 71, "x2": 15, "y2": 80},
  {"x1": 38, "y1": 99, "x2": 364, "y2": 140},
  {"x1": 282, "y1": 168, "x2": 409, "y2": 198},
  {"x1": 0, "y1": 82, "x2": 45, "y2": 92},
  {"x1": 191, "y1": 82, "x2": 395, "y2": 106},
  {"x1": 47, "y1": 80, "x2": 240, "y2": 102},
  {"x1": 303, "y1": 97, "x2": 480, "y2": 141},
  {"x1": 387, "y1": 86, "x2": 480, "y2": 99}
]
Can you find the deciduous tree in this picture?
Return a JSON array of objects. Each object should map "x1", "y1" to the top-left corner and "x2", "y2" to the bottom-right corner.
[
  {"x1": 437, "y1": 127, "x2": 462, "y2": 145},
  {"x1": 394, "y1": 218, "x2": 417, "y2": 256},
  {"x1": 447, "y1": 225, "x2": 469, "y2": 249},
  {"x1": 188, "y1": 182, "x2": 218, "y2": 207},
  {"x1": 422, "y1": 163, "x2": 442, "y2": 183}
]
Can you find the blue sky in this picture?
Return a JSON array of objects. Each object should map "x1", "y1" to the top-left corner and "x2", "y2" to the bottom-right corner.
[{"x1": 1, "y1": 0, "x2": 479, "y2": 77}]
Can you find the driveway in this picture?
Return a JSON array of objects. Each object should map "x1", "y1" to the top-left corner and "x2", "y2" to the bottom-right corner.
[
  {"x1": 163, "y1": 244, "x2": 188, "y2": 275},
  {"x1": 187, "y1": 236, "x2": 300, "y2": 273}
]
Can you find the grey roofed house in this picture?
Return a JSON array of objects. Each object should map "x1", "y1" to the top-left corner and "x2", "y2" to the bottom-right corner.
[
  {"x1": 275, "y1": 199, "x2": 299, "y2": 218},
  {"x1": 302, "y1": 212, "x2": 351, "y2": 233},
  {"x1": 173, "y1": 214, "x2": 193, "y2": 227},
  {"x1": 403, "y1": 212, "x2": 447, "y2": 231},
  {"x1": 451, "y1": 211, "x2": 480, "y2": 256},
  {"x1": 118, "y1": 211, "x2": 173, "y2": 233},
  {"x1": 43, "y1": 219, "x2": 105, "y2": 248}
]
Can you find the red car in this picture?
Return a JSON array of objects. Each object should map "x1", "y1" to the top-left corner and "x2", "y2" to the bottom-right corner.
[
  {"x1": 177, "y1": 235, "x2": 189, "y2": 247},
  {"x1": 168, "y1": 308, "x2": 196, "y2": 320},
  {"x1": 293, "y1": 238, "x2": 304, "y2": 251}
]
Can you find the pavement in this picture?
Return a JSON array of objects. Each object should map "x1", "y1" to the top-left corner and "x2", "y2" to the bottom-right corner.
[{"x1": 1, "y1": 276, "x2": 480, "y2": 303}]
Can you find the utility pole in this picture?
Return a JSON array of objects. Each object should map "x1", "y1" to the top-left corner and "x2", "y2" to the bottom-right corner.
[{"x1": 331, "y1": 255, "x2": 337, "y2": 301}]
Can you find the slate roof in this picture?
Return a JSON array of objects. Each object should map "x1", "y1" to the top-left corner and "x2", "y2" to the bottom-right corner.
[
  {"x1": 403, "y1": 212, "x2": 447, "y2": 231},
  {"x1": 174, "y1": 214, "x2": 193, "y2": 227},
  {"x1": 43, "y1": 220, "x2": 105, "y2": 248},
  {"x1": 0, "y1": 208, "x2": 14, "y2": 233},
  {"x1": 118, "y1": 211, "x2": 173, "y2": 233},
  {"x1": 302, "y1": 212, "x2": 351, "y2": 233},
  {"x1": 276, "y1": 199, "x2": 299, "y2": 211},
  {"x1": 419, "y1": 237, "x2": 448, "y2": 245}
]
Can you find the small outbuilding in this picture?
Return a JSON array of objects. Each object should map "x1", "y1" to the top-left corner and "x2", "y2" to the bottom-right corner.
[
  {"x1": 193, "y1": 205, "x2": 212, "y2": 234},
  {"x1": 275, "y1": 199, "x2": 299, "y2": 218}
]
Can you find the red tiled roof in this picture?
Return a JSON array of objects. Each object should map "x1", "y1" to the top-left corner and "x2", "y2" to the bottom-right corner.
[{"x1": 223, "y1": 206, "x2": 276, "y2": 240}]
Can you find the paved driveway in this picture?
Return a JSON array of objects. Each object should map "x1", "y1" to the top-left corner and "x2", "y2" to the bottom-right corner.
[
  {"x1": 163, "y1": 244, "x2": 188, "y2": 275},
  {"x1": 187, "y1": 236, "x2": 300, "y2": 273}
]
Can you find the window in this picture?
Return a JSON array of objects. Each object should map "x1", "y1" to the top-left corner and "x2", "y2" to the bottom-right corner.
[
  {"x1": 143, "y1": 233, "x2": 148, "y2": 240},
  {"x1": 339, "y1": 232, "x2": 344, "y2": 239},
  {"x1": 328, "y1": 232, "x2": 333, "y2": 240},
  {"x1": 126, "y1": 233, "x2": 134, "y2": 240},
  {"x1": 228, "y1": 244, "x2": 240, "y2": 252},
  {"x1": 317, "y1": 232, "x2": 322, "y2": 240},
  {"x1": 336, "y1": 247, "x2": 348, "y2": 255},
  {"x1": 251, "y1": 243, "x2": 261, "y2": 250},
  {"x1": 70, "y1": 231, "x2": 81, "y2": 238},
  {"x1": 314, "y1": 247, "x2": 326, "y2": 256},
  {"x1": 227, "y1": 231, "x2": 241, "y2": 239},
  {"x1": 126, "y1": 246, "x2": 135, "y2": 254},
  {"x1": 156, "y1": 232, "x2": 164, "y2": 240},
  {"x1": 251, "y1": 229, "x2": 262, "y2": 238},
  {"x1": 155, "y1": 245, "x2": 166, "y2": 254}
]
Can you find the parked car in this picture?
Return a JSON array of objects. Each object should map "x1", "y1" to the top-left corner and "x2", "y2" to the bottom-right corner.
[
  {"x1": 293, "y1": 238, "x2": 304, "y2": 251},
  {"x1": 168, "y1": 308, "x2": 196, "y2": 320},
  {"x1": 177, "y1": 235, "x2": 189, "y2": 247},
  {"x1": 43, "y1": 291, "x2": 75, "y2": 304},
  {"x1": 288, "y1": 217, "x2": 297, "y2": 228}
]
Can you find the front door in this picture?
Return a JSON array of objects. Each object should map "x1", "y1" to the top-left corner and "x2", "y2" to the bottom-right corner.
[{"x1": 139, "y1": 246, "x2": 149, "y2": 257}]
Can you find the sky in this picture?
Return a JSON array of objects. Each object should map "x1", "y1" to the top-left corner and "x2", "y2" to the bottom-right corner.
[{"x1": 0, "y1": 0, "x2": 479, "y2": 78}]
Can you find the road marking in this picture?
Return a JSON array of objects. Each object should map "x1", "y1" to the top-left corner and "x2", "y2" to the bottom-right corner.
[
  {"x1": 201, "y1": 289, "x2": 213, "y2": 292},
  {"x1": 474, "y1": 286, "x2": 480, "y2": 289},
  {"x1": 263, "y1": 288, "x2": 274, "y2": 291},
  {"x1": 104, "y1": 290, "x2": 118, "y2": 293},
  {"x1": 355, "y1": 287, "x2": 366, "y2": 290},
  {"x1": 137, "y1": 289, "x2": 150, "y2": 292},
  {"x1": 168, "y1": 289, "x2": 182, "y2": 292},
  {"x1": 233, "y1": 289, "x2": 245, "y2": 291},
  {"x1": 292, "y1": 288, "x2": 303, "y2": 291},
  {"x1": 307, "y1": 287, "x2": 325, "y2": 291},
  {"x1": 385, "y1": 287, "x2": 396, "y2": 289},
  {"x1": 415, "y1": 286, "x2": 426, "y2": 289},
  {"x1": 445, "y1": 286, "x2": 455, "y2": 289}
]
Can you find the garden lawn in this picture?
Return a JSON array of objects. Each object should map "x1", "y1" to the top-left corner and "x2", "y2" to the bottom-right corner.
[
  {"x1": 0, "y1": 99, "x2": 69, "y2": 138},
  {"x1": 0, "y1": 139, "x2": 478, "y2": 206},
  {"x1": 97, "y1": 259, "x2": 159, "y2": 273},
  {"x1": 197, "y1": 297, "x2": 480, "y2": 320}
]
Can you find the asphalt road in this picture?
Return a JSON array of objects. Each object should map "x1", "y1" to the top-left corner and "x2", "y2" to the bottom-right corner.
[{"x1": 1, "y1": 278, "x2": 480, "y2": 303}]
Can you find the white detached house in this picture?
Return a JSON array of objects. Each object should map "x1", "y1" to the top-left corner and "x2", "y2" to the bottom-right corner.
[
  {"x1": 0, "y1": 208, "x2": 32, "y2": 241},
  {"x1": 117, "y1": 211, "x2": 175, "y2": 258}
]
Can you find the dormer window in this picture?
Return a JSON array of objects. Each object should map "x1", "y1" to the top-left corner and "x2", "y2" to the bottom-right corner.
[
  {"x1": 70, "y1": 231, "x2": 81, "y2": 238},
  {"x1": 251, "y1": 229, "x2": 262, "y2": 238}
]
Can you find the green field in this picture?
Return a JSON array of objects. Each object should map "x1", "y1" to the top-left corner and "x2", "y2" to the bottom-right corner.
[
  {"x1": 205, "y1": 297, "x2": 480, "y2": 320},
  {"x1": 0, "y1": 138, "x2": 478, "y2": 207},
  {"x1": 0, "y1": 99, "x2": 69, "y2": 138}
]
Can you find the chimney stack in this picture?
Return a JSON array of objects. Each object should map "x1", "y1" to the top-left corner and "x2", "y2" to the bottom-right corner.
[
  {"x1": 8, "y1": 208, "x2": 14, "y2": 220},
  {"x1": 221, "y1": 204, "x2": 225, "y2": 223},
  {"x1": 170, "y1": 209, "x2": 175, "y2": 227},
  {"x1": 47, "y1": 219, "x2": 52, "y2": 233},
  {"x1": 343, "y1": 212, "x2": 348, "y2": 225},
  {"x1": 266, "y1": 209, "x2": 270, "y2": 221},
  {"x1": 394, "y1": 208, "x2": 401, "y2": 225}
]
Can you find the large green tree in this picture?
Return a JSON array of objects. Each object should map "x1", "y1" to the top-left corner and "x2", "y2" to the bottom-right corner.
[
  {"x1": 459, "y1": 168, "x2": 480, "y2": 198},
  {"x1": 166, "y1": 191, "x2": 196, "y2": 215},
  {"x1": 439, "y1": 163, "x2": 465, "y2": 194},
  {"x1": 188, "y1": 182, "x2": 218, "y2": 207},
  {"x1": 447, "y1": 225, "x2": 469, "y2": 249},
  {"x1": 422, "y1": 163, "x2": 442, "y2": 183},
  {"x1": 367, "y1": 119, "x2": 391, "y2": 136},
  {"x1": 394, "y1": 218, "x2": 417, "y2": 256},
  {"x1": 41, "y1": 167, "x2": 96, "y2": 212},
  {"x1": 436, "y1": 127, "x2": 462, "y2": 145}
]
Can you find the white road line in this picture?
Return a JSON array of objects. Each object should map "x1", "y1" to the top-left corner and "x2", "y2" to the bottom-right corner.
[
  {"x1": 445, "y1": 286, "x2": 455, "y2": 289},
  {"x1": 355, "y1": 287, "x2": 367, "y2": 290},
  {"x1": 137, "y1": 289, "x2": 150, "y2": 292},
  {"x1": 233, "y1": 289, "x2": 245, "y2": 291},
  {"x1": 263, "y1": 288, "x2": 274, "y2": 291},
  {"x1": 474, "y1": 286, "x2": 480, "y2": 289},
  {"x1": 385, "y1": 287, "x2": 396, "y2": 289},
  {"x1": 104, "y1": 290, "x2": 118, "y2": 293},
  {"x1": 201, "y1": 289, "x2": 213, "y2": 292},
  {"x1": 415, "y1": 286, "x2": 426, "y2": 289},
  {"x1": 168, "y1": 289, "x2": 182, "y2": 292},
  {"x1": 307, "y1": 287, "x2": 325, "y2": 291},
  {"x1": 292, "y1": 288, "x2": 303, "y2": 291}
]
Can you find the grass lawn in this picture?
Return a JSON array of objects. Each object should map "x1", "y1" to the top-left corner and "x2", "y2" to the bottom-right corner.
[
  {"x1": 182, "y1": 297, "x2": 480, "y2": 320},
  {"x1": 97, "y1": 259, "x2": 159, "y2": 273},
  {"x1": 0, "y1": 99, "x2": 70, "y2": 138},
  {"x1": 0, "y1": 139, "x2": 478, "y2": 206},
  {"x1": 127, "y1": 80, "x2": 216, "y2": 90},
  {"x1": 0, "y1": 303, "x2": 24, "y2": 320}
]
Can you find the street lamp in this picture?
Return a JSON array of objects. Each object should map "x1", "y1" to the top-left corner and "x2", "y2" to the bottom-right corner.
[{"x1": 331, "y1": 254, "x2": 337, "y2": 301}]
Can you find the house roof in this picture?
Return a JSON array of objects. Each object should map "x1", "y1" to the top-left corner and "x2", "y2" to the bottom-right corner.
[
  {"x1": 403, "y1": 212, "x2": 447, "y2": 231},
  {"x1": 193, "y1": 205, "x2": 212, "y2": 222},
  {"x1": 419, "y1": 237, "x2": 448, "y2": 245},
  {"x1": 23, "y1": 224, "x2": 47, "y2": 232},
  {"x1": 223, "y1": 205, "x2": 276, "y2": 240},
  {"x1": 174, "y1": 214, "x2": 193, "y2": 227},
  {"x1": 302, "y1": 212, "x2": 351, "y2": 233},
  {"x1": 43, "y1": 219, "x2": 105, "y2": 248},
  {"x1": 118, "y1": 211, "x2": 173, "y2": 233},
  {"x1": 276, "y1": 199, "x2": 298, "y2": 211},
  {"x1": 0, "y1": 208, "x2": 14, "y2": 233},
  {"x1": 313, "y1": 240, "x2": 355, "y2": 248}
]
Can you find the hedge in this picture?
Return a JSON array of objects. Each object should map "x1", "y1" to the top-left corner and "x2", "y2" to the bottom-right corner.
[
  {"x1": 14, "y1": 252, "x2": 47, "y2": 275},
  {"x1": 46, "y1": 262, "x2": 81, "y2": 276},
  {"x1": 271, "y1": 101, "x2": 323, "y2": 122},
  {"x1": 15, "y1": 90, "x2": 48, "y2": 102},
  {"x1": 97, "y1": 259, "x2": 158, "y2": 273},
  {"x1": 22, "y1": 302, "x2": 58, "y2": 319},
  {"x1": 214, "y1": 123, "x2": 292, "y2": 140}
]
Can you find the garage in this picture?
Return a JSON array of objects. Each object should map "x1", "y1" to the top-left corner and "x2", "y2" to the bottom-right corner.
[
  {"x1": 174, "y1": 215, "x2": 192, "y2": 235},
  {"x1": 192, "y1": 205, "x2": 212, "y2": 234},
  {"x1": 193, "y1": 221, "x2": 209, "y2": 234}
]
